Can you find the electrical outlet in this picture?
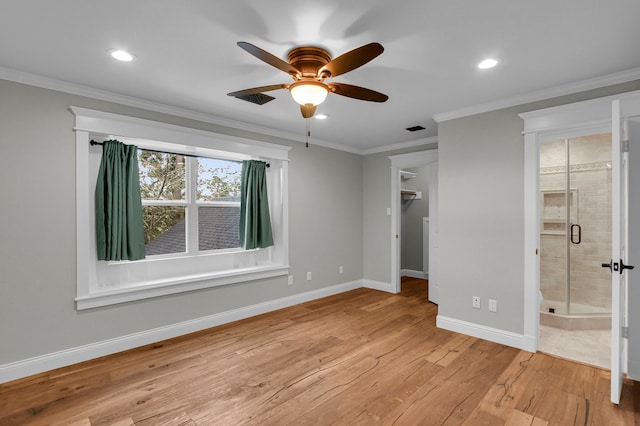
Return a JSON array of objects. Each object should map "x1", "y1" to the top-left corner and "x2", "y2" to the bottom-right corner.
[
  {"x1": 489, "y1": 299, "x2": 497, "y2": 312},
  {"x1": 472, "y1": 296, "x2": 481, "y2": 309},
  {"x1": 339, "y1": 265, "x2": 343, "y2": 274},
  {"x1": 307, "y1": 272, "x2": 312, "y2": 281},
  {"x1": 288, "y1": 276, "x2": 294, "y2": 286}
]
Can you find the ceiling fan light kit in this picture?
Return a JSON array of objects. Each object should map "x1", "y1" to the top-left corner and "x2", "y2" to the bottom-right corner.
[{"x1": 289, "y1": 80, "x2": 329, "y2": 106}]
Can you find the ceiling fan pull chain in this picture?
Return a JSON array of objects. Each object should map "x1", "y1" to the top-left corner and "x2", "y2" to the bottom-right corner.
[{"x1": 306, "y1": 118, "x2": 310, "y2": 148}]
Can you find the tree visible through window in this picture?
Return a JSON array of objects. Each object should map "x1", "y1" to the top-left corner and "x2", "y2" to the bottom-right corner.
[{"x1": 138, "y1": 150, "x2": 242, "y2": 256}]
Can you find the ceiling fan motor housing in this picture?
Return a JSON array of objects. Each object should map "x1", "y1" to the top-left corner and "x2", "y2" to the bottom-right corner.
[{"x1": 287, "y1": 46, "x2": 332, "y2": 79}]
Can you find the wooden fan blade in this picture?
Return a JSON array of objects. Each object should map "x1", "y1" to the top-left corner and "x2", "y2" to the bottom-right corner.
[
  {"x1": 237, "y1": 42, "x2": 300, "y2": 76},
  {"x1": 327, "y1": 82, "x2": 388, "y2": 102},
  {"x1": 300, "y1": 104, "x2": 316, "y2": 118},
  {"x1": 319, "y1": 43, "x2": 383, "y2": 78},
  {"x1": 227, "y1": 84, "x2": 286, "y2": 98}
]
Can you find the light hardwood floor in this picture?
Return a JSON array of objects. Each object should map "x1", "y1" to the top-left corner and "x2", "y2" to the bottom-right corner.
[{"x1": 1, "y1": 277, "x2": 638, "y2": 425}]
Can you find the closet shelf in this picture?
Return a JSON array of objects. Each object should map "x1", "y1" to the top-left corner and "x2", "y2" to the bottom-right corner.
[{"x1": 400, "y1": 170, "x2": 417, "y2": 180}]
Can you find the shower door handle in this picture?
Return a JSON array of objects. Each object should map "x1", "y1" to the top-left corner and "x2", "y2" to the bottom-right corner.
[{"x1": 570, "y1": 224, "x2": 582, "y2": 244}]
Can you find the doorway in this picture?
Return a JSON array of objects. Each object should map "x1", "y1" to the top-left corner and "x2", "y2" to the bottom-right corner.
[
  {"x1": 389, "y1": 150, "x2": 438, "y2": 300},
  {"x1": 522, "y1": 90, "x2": 640, "y2": 404},
  {"x1": 537, "y1": 133, "x2": 612, "y2": 368},
  {"x1": 399, "y1": 166, "x2": 429, "y2": 280}
]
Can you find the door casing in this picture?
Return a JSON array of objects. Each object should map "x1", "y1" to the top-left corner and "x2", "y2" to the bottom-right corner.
[
  {"x1": 521, "y1": 89, "x2": 640, "y2": 404},
  {"x1": 389, "y1": 150, "x2": 438, "y2": 297}
]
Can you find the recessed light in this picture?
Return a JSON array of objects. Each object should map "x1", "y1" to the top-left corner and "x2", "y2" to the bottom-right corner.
[
  {"x1": 478, "y1": 58, "x2": 498, "y2": 69},
  {"x1": 315, "y1": 114, "x2": 329, "y2": 120},
  {"x1": 111, "y1": 49, "x2": 134, "y2": 62}
]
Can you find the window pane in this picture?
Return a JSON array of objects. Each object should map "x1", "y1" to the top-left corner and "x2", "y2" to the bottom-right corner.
[
  {"x1": 198, "y1": 206, "x2": 240, "y2": 251},
  {"x1": 144, "y1": 206, "x2": 186, "y2": 255},
  {"x1": 197, "y1": 157, "x2": 241, "y2": 202},
  {"x1": 139, "y1": 150, "x2": 186, "y2": 200}
]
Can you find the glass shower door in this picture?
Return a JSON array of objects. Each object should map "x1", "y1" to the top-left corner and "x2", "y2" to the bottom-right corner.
[
  {"x1": 567, "y1": 134, "x2": 612, "y2": 316},
  {"x1": 539, "y1": 134, "x2": 612, "y2": 317}
]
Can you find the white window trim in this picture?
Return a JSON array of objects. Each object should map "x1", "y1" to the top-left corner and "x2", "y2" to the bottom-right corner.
[{"x1": 72, "y1": 107, "x2": 290, "y2": 310}]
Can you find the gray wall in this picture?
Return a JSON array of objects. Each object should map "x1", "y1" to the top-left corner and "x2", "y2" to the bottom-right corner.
[
  {"x1": 4, "y1": 76, "x2": 640, "y2": 368},
  {"x1": 401, "y1": 166, "x2": 429, "y2": 272},
  {"x1": 437, "y1": 80, "x2": 640, "y2": 334},
  {"x1": 0, "y1": 79, "x2": 363, "y2": 365},
  {"x1": 362, "y1": 151, "x2": 393, "y2": 284}
]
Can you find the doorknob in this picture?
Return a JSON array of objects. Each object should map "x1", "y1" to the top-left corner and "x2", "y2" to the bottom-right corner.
[
  {"x1": 602, "y1": 259, "x2": 619, "y2": 272},
  {"x1": 620, "y1": 260, "x2": 635, "y2": 274},
  {"x1": 602, "y1": 259, "x2": 635, "y2": 274}
]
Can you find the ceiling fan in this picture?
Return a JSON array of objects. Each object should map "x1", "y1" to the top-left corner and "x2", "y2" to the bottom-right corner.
[{"x1": 227, "y1": 42, "x2": 388, "y2": 118}]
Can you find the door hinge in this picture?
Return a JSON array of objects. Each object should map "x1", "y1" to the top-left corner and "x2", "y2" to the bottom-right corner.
[
  {"x1": 623, "y1": 139, "x2": 630, "y2": 153},
  {"x1": 623, "y1": 326, "x2": 629, "y2": 338}
]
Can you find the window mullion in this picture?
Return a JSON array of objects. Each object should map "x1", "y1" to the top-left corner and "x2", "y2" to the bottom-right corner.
[{"x1": 186, "y1": 157, "x2": 199, "y2": 253}]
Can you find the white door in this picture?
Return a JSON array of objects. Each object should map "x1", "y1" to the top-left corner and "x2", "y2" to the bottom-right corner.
[
  {"x1": 609, "y1": 99, "x2": 630, "y2": 404},
  {"x1": 627, "y1": 118, "x2": 640, "y2": 381}
]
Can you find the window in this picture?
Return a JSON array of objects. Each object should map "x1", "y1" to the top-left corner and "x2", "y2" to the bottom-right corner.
[
  {"x1": 139, "y1": 151, "x2": 243, "y2": 256},
  {"x1": 72, "y1": 107, "x2": 290, "y2": 309},
  {"x1": 195, "y1": 156, "x2": 242, "y2": 252}
]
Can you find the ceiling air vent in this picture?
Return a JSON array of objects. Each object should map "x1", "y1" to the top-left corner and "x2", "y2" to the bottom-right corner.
[
  {"x1": 405, "y1": 125, "x2": 426, "y2": 132},
  {"x1": 234, "y1": 93, "x2": 276, "y2": 105}
]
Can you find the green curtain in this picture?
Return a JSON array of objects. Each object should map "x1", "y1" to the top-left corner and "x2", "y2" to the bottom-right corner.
[
  {"x1": 95, "y1": 140, "x2": 146, "y2": 261},
  {"x1": 240, "y1": 160, "x2": 274, "y2": 249}
]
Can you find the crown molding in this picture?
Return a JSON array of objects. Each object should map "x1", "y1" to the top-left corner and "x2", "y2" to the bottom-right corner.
[
  {"x1": 361, "y1": 136, "x2": 438, "y2": 155},
  {"x1": 433, "y1": 67, "x2": 640, "y2": 123},
  {"x1": 5, "y1": 65, "x2": 638, "y2": 155},
  {"x1": 0, "y1": 66, "x2": 364, "y2": 154}
]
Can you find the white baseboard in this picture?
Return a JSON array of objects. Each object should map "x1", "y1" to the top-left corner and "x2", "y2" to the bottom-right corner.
[
  {"x1": 362, "y1": 279, "x2": 394, "y2": 293},
  {"x1": 0, "y1": 280, "x2": 363, "y2": 384},
  {"x1": 400, "y1": 269, "x2": 427, "y2": 279},
  {"x1": 436, "y1": 315, "x2": 530, "y2": 351}
]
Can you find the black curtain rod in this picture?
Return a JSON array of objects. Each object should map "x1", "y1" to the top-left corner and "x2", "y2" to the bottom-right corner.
[{"x1": 90, "y1": 140, "x2": 269, "y2": 167}]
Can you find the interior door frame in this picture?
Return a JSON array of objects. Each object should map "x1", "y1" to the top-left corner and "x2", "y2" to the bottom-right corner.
[
  {"x1": 520, "y1": 89, "x2": 640, "y2": 403},
  {"x1": 389, "y1": 150, "x2": 438, "y2": 296}
]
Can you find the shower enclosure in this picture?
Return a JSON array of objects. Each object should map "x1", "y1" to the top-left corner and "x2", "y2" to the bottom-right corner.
[{"x1": 539, "y1": 133, "x2": 612, "y2": 328}]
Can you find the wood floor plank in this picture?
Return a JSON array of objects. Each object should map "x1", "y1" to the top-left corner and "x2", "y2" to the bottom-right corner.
[
  {"x1": 504, "y1": 409, "x2": 548, "y2": 426},
  {"x1": 464, "y1": 350, "x2": 538, "y2": 421},
  {"x1": 424, "y1": 333, "x2": 476, "y2": 367},
  {"x1": 1, "y1": 277, "x2": 638, "y2": 425},
  {"x1": 65, "y1": 419, "x2": 92, "y2": 426},
  {"x1": 105, "y1": 419, "x2": 135, "y2": 426},
  {"x1": 383, "y1": 343, "x2": 520, "y2": 425}
]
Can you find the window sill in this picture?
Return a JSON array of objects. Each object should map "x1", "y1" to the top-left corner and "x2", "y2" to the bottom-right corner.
[{"x1": 76, "y1": 264, "x2": 290, "y2": 310}]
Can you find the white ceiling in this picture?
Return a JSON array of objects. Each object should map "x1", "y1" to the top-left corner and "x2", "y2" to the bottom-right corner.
[{"x1": 2, "y1": 1, "x2": 640, "y2": 153}]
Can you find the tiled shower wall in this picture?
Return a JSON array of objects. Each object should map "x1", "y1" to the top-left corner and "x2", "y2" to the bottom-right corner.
[{"x1": 539, "y1": 134, "x2": 612, "y2": 314}]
